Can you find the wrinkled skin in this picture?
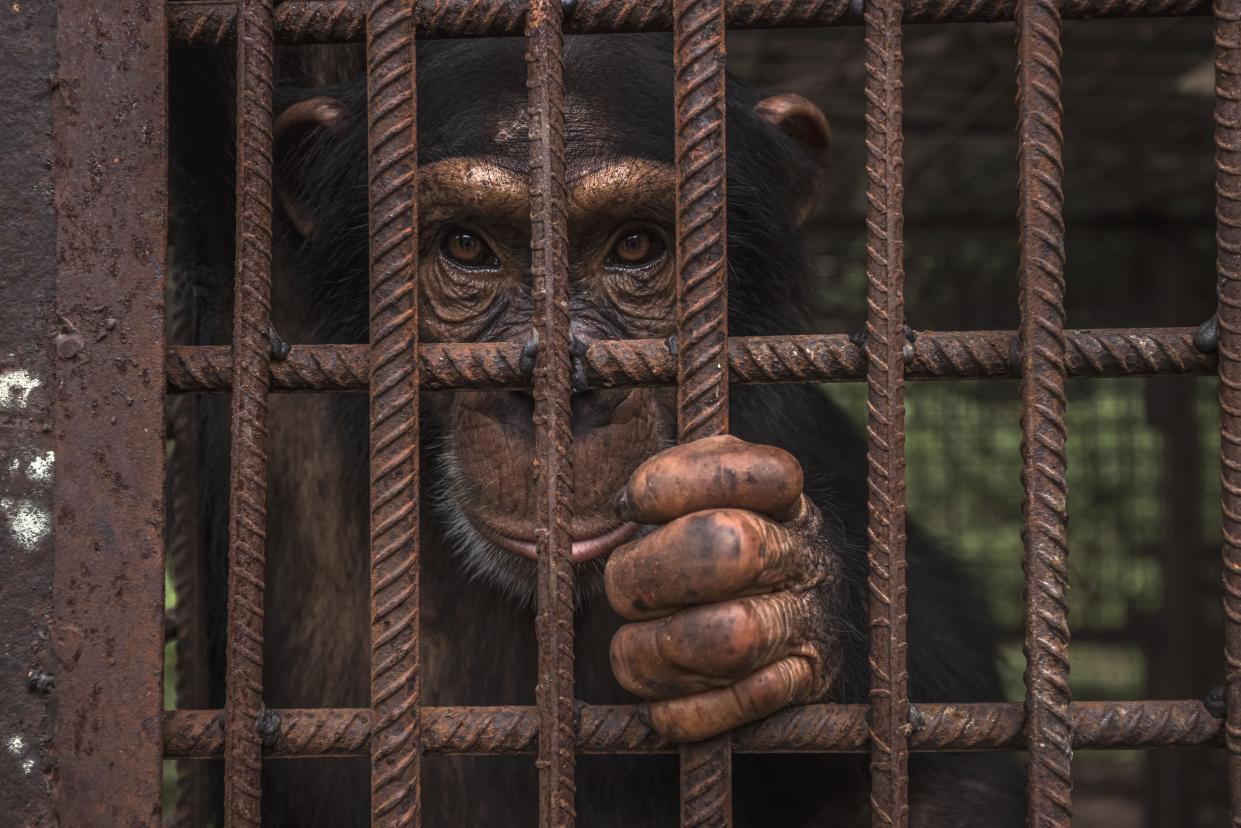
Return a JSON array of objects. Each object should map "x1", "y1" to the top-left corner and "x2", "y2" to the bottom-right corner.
[
  {"x1": 608, "y1": 435, "x2": 843, "y2": 741},
  {"x1": 176, "y1": 34, "x2": 1025, "y2": 826}
]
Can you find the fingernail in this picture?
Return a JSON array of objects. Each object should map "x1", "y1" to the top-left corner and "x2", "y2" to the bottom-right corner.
[{"x1": 614, "y1": 487, "x2": 633, "y2": 522}]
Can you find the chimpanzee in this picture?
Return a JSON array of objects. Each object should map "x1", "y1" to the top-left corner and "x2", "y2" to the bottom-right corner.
[{"x1": 172, "y1": 33, "x2": 1025, "y2": 826}]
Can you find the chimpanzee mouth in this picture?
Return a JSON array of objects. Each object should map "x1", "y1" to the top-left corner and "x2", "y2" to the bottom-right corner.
[{"x1": 470, "y1": 517, "x2": 641, "y2": 563}]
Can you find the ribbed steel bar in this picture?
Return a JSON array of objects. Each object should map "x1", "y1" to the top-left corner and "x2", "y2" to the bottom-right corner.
[
  {"x1": 526, "y1": 1, "x2": 576, "y2": 824},
  {"x1": 162, "y1": 699, "x2": 1227, "y2": 757},
  {"x1": 673, "y1": 0, "x2": 732, "y2": 824},
  {"x1": 1217, "y1": 0, "x2": 1241, "y2": 822},
  {"x1": 1016, "y1": 0, "x2": 1073, "y2": 824},
  {"x1": 367, "y1": 0, "x2": 421, "y2": 823},
  {"x1": 167, "y1": 0, "x2": 1211, "y2": 47},
  {"x1": 165, "y1": 327, "x2": 1217, "y2": 393},
  {"x1": 862, "y1": 0, "x2": 909, "y2": 824},
  {"x1": 222, "y1": 0, "x2": 276, "y2": 824}
]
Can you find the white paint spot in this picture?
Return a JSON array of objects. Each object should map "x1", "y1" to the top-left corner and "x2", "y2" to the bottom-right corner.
[
  {"x1": 20, "y1": 758, "x2": 34, "y2": 775},
  {"x1": 0, "y1": 369, "x2": 40, "y2": 411},
  {"x1": 7, "y1": 735, "x2": 24, "y2": 755},
  {"x1": 27, "y1": 451, "x2": 53, "y2": 483},
  {"x1": 0, "y1": 499, "x2": 50, "y2": 550}
]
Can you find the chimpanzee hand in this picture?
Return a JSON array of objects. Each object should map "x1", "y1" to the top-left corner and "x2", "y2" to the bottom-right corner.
[{"x1": 605, "y1": 435, "x2": 843, "y2": 743}]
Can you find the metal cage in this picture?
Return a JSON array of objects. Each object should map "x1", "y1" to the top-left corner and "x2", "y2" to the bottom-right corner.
[{"x1": 10, "y1": 0, "x2": 1241, "y2": 825}]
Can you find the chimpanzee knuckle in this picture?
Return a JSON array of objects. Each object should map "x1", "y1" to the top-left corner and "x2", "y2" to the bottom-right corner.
[
  {"x1": 610, "y1": 625, "x2": 671, "y2": 700},
  {"x1": 661, "y1": 601, "x2": 758, "y2": 673},
  {"x1": 603, "y1": 541, "x2": 653, "y2": 619}
]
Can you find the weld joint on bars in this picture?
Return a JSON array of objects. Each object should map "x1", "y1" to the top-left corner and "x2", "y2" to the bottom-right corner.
[
  {"x1": 165, "y1": 0, "x2": 1212, "y2": 46},
  {"x1": 165, "y1": 328, "x2": 1216, "y2": 393},
  {"x1": 161, "y1": 700, "x2": 1227, "y2": 758}
]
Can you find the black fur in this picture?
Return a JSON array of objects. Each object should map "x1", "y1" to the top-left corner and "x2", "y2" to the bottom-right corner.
[{"x1": 174, "y1": 34, "x2": 1025, "y2": 826}]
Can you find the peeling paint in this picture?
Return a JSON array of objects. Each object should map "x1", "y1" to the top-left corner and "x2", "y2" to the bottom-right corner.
[
  {"x1": 0, "y1": 369, "x2": 40, "y2": 411},
  {"x1": 6, "y1": 735, "x2": 24, "y2": 756},
  {"x1": 26, "y1": 451, "x2": 52, "y2": 483},
  {"x1": 0, "y1": 499, "x2": 50, "y2": 550}
]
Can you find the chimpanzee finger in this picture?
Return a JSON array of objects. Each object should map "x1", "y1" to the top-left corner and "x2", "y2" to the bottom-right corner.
[
  {"x1": 644, "y1": 655, "x2": 815, "y2": 743},
  {"x1": 619, "y1": 435, "x2": 804, "y2": 525},
  {"x1": 609, "y1": 592, "x2": 811, "y2": 699},
  {"x1": 605, "y1": 509, "x2": 801, "y2": 621}
]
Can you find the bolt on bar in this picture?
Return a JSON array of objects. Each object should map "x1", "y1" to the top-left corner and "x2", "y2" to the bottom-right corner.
[
  {"x1": 366, "y1": 0, "x2": 422, "y2": 824},
  {"x1": 1216, "y1": 0, "x2": 1241, "y2": 822},
  {"x1": 672, "y1": 0, "x2": 733, "y2": 825},
  {"x1": 222, "y1": 0, "x2": 276, "y2": 824},
  {"x1": 1015, "y1": 0, "x2": 1073, "y2": 824},
  {"x1": 525, "y1": 1, "x2": 578, "y2": 824},
  {"x1": 861, "y1": 0, "x2": 910, "y2": 824},
  {"x1": 165, "y1": 0, "x2": 1213, "y2": 47}
]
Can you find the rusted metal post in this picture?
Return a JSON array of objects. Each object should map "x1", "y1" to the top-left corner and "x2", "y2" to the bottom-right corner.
[
  {"x1": 673, "y1": 0, "x2": 732, "y2": 825},
  {"x1": 1217, "y1": 1, "x2": 1241, "y2": 823},
  {"x1": 1015, "y1": 0, "x2": 1073, "y2": 824},
  {"x1": 367, "y1": 0, "x2": 422, "y2": 824},
  {"x1": 526, "y1": 1, "x2": 577, "y2": 824},
  {"x1": 50, "y1": 0, "x2": 168, "y2": 824},
  {"x1": 223, "y1": 0, "x2": 276, "y2": 824},
  {"x1": 862, "y1": 0, "x2": 909, "y2": 824}
]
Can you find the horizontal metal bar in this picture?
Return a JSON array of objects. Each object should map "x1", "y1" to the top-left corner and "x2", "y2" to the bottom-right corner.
[
  {"x1": 166, "y1": 328, "x2": 1214, "y2": 393},
  {"x1": 167, "y1": 0, "x2": 1209, "y2": 47},
  {"x1": 163, "y1": 699, "x2": 1223, "y2": 758}
]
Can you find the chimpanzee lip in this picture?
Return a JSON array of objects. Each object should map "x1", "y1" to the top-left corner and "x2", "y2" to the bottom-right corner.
[{"x1": 471, "y1": 517, "x2": 641, "y2": 563}]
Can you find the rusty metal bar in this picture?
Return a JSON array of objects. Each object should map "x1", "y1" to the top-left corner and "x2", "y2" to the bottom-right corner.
[
  {"x1": 50, "y1": 1, "x2": 168, "y2": 823},
  {"x1": 673, "y1": 0, "x2": 732, "y2": 824},
  {"x1": 167, "y1": 0, "x2": 1211, "y2": 47},
  {"x1": 162, "y1": 699, "x2": 1228, "y2": 757},
  {"x1": 1217, "y1": 0, "x2": 1241, "y2": 822},
  {"x1": 366, "y1": 0, "x2": 421, "y2": 824},
  {"x1": 222, "y1": 0, "x2": 276, "y2": 824},
  {"x1": 166, "y1": 327, "x2": 1217, "y2": 393},
  {"x1": 1015, "y1": 0, "x2": 1073, "y2": 824},
  {"x1": 862, "y1": 0, "x2": 909, "y2": 823},
  {"x1": 526, "y1": 1, "x2": 577, "y2": 824}
]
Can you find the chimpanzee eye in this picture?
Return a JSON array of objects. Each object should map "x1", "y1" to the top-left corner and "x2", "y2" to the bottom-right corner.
[
  {"x1": 607, "y1": 228, "x2": 666, "y2": 269},
  {"x1": 441, "y1": 228, "x2": 500, "y2": 269}
]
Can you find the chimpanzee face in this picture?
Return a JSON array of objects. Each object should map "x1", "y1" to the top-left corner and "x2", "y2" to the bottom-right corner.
[
  {"x1": 275, "y1": 35, "x2": 828, "y2": 606},
  {"x1": 418, "y1": 153, "x2": 680, "y2": 605}
]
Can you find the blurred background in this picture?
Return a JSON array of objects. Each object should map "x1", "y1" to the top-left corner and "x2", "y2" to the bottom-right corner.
[{"x1": 727, "y1": 16, "x2": 1222, "y2": 826}]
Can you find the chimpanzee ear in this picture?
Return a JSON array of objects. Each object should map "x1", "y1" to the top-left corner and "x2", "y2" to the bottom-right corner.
[
  {"x1": 755, "y1": 93, "x2": 831, "y2": 228},
  {"x1": 274, "y1": 96, "x2": 348, "y2": 237}
]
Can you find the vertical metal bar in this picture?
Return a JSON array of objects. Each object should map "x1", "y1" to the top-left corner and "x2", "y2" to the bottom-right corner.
[
  {"x1": 862, "y1": 0, "x2": 909, "y2": 825},
  {"x1": 367, "y1": 0, "x2": 421, "y2": 824},
  {"x1": 672, "y1": 0, "x2": 731, "y2": 825},
  {"x1": 50, "y1": 0, "x2": 168, "y2": 823},
  {"x1": 223, "y1": 0, "x2": 276, "y2": 823},
  {"x1": 1216, "y1": 1, "x2": 1241, "y2": 823},
  {"x1": 526, "y1": 1, "x2": 576, "y2": 825},
  {"x1": 1015, "y1": 0, "x2": 1073, "y2": 824}
]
